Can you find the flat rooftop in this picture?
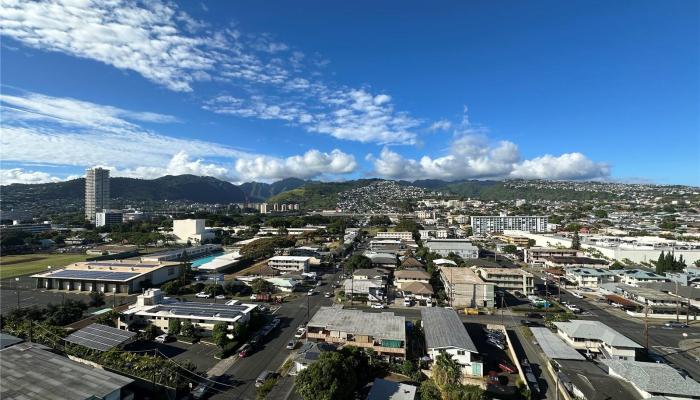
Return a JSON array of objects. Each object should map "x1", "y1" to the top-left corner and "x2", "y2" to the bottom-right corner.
[
  {"x1": 556, "y1": 359, "x2": 639, "y2": 400},
  {"x1": 308, "y1": 307, "x2": 405, "y2": 342},
  {"x1": 530, "y1": 327, "x2": 584, "y2": 360},
  {"x1": 0, "y1": 343, "x2": 133, "y2": 400},
  {"x1": 126, "y1": 301, "x2": 256, "y2": 321},
  {"x1": 476, "y1": 267, "x2": 533, "y2": 277},
  {"x1": 440, "y1": 267, "x2": 486, "y2": 285},
  {"x1": 31, "y1": 260, "x2": 180, "y2": 281}
]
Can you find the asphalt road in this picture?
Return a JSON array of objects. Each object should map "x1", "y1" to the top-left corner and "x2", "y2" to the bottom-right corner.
[
  {"x1": 531, "y1": 274, "x2": 700, "y2": 381},
  {"x1": 208, "y1": 270, "x2": 342, "y2": 400}
]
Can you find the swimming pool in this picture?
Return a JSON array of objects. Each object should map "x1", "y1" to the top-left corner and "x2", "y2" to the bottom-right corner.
[{"x1": 191, "y1": 252, "x2": 224, "y2": 268}]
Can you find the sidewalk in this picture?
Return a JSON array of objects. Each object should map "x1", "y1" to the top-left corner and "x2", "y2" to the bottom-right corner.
[{"x1": 207, "y1": 354, "x2": 239, "y2": 377}]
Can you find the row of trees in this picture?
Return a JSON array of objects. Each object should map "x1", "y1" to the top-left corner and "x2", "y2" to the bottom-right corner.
[{"x1": 655, "y1": 251, "x2": 686, "y2": 274}]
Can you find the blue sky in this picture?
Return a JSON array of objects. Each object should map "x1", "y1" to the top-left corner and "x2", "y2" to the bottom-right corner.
[{"x1": 1, "y1": 0, "x2": 698, "y2": 185}]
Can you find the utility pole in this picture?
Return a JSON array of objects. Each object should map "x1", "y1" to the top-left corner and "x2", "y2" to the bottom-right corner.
[
  {"x1": 675, "y1": 280, "x2": 680, "y2": 322},
  {"x1": 644, "y1": 301, "x2": 649, "y2": 350},
  {"x1": 306, "y1": 290, "x2": 310, "y2": 323},
  {"x1": 15, "y1": 277, "x2": 20, "y2": 310}
]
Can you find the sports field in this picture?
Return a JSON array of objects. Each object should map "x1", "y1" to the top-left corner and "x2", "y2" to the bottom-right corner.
[{"x1": 0, "y1": 254, "x2": 89, "y2": 279}]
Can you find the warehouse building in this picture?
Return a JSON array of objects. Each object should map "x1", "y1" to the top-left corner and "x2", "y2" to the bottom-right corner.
[{"x1": 32, "y1": 260, "x2": 184, "y2": 294}]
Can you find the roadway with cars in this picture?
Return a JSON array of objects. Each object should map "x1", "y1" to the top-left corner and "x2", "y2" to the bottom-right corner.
[
  {"x1": 537, "y1": 277, "x2": 700, "y2": 381},
  {"x1": 207, "y1": 268, "x2": 343, "y2": 400}
]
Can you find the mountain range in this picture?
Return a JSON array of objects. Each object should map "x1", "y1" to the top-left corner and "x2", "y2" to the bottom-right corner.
[{"x1": 1, "y1": 174, "x2": 619, "y2": 213}]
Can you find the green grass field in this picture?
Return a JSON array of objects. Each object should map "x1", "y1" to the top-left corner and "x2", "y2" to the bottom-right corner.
[{"x1": 0, "y1": 254, "x2": 90, "y2": 279}]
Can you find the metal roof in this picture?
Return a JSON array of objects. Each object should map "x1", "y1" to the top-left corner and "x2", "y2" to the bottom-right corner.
[
  {"x1": 601, "y1": 359, "x2": 700, "y2": 397},
  {"x1": 530, "y1": 327, "x2": 584, "y2": 360},
  {"x1": 0, "y1": 343, "x2": 133, "y2": 400},
  {"x1": 554, "y1": 320, "x2": 642, "y2": 348},
  {"x1": 421, "y1": 308, "x2": 477, "y2": 353},
  {"x1": 64, "y1": 323, "x2": 136, "y2": 352}
]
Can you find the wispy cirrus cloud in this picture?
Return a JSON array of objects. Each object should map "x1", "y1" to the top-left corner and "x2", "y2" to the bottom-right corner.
[
  {"x1": 0, "y1": 90, "x2": 358, "y2": 182},
  {"x1": 1, "y1": 0, "x2": 423, "y2": 145}
]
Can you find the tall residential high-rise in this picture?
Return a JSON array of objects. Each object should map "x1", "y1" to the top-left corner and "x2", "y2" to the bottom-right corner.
[{"x1": 85, "y1": 167, "x2": 110, "y2": 222}]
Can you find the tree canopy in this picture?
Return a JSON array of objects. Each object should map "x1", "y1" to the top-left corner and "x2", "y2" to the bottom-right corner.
[{"x1": 295, "y1": 351, "x2": 357, "y2": 400}]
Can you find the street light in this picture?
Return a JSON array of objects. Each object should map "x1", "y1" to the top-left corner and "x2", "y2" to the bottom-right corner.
[{"x1": 112, "y1": 287, "x2": 117, "y2": 308}]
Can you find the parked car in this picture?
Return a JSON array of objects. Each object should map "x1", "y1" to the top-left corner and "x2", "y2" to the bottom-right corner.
[
  {"x1": 665, "y1": 321, "x2": 689, "y2": 328},
  {"x1": 294, "y1": 328, "x2": 306, "y2": 339},
  {"x1": 238, "y1": 343, "x2": 253, "y2": 358},
  {"x1": 403, "y1": 298, "x2": 412, "y2": 307},
  {"x1": 371, "y1": 303, "x2": 386, "y2": 309},
  {"x1": 307, "y1": 290, "x2": 316, "y2": 296},
  {"x1": 255, "y1": 371, "x2": 276, "y2": 387},
  {"x1": 286, "y1": 340, "x2": 298, "y2": 350},
  {"x1": 324, "y1": 292, "x2": 332, "y2": 298},
  {"x1": 571, "y1": 292, "x2": 584, "y2": 299},
  {"x1": 154, "y1": 334, "x2": 172, "y2": 343},
  {"x1": 526, "y1": 312, "x2": 543, "y2": 319},
  {"x1": 215, "y1": 294, "x2": 226, "y2": 300},
  {"x1": 191, "y1": 381, "x2": 214, "y2": 400},
  {"x1": 195, "y1": 292, "x2": 211, "y2": 298}
]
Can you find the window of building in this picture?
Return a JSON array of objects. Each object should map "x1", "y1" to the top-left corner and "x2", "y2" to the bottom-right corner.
[{"x1": 457, "y1": 350, "x2": 465, "y2": 355}]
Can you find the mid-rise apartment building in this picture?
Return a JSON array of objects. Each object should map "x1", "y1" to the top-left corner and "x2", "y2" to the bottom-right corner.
[
  {"x1": 474, "y1": 267, "x2": 534, "y2": 294},
  {"x1": 524, "y1": 247, "x2": 580, "y2": 265},
  {"x1": 267, "y1": 256, "x2": 311, "y2": 272},
  {"x1": 471, "y1": 215, "x2": 548, "y2": 235},
  {"x1": 440, "y1": 267, "x2": 495, "y2": 308},
  {"x1": 426, "y1": 239, "x2": 479, "y2": 259},
  {"x1": 375, "y1": 231, "x2": 414, "y2": 241},
  {"x1": 95, "y1": 210, "x2": 123, "y2": 227},
  {"x1": 85, "y1": 167, "x2": 110, "y2": 222}
]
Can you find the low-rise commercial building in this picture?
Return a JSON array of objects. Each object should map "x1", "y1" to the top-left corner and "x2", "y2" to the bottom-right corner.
[
  {"x1": 343, "y1": 279, "x2": 385, "y2": 302},
  {"x1": 426, "y1": 239, "x2": 479, "y2": 259},
  {"x1": 554, "y1": 320, "x2": 642, "y2": 360},
  {"x1": 306, "y1": 307, "x2": 406, "y2": 359},
  {"x1": 439, "y1": 267, "x2": 495, "y2": 308},
  {"x1": 141, "y1": 244, "x2": 221, "y2": 262},
  {"x1": 473, "y1": 267, "x2": 534, "y2": 294},
  {"x1": 120, "y1": 289, "x2": 256, "y2": 336},
  {"x1": 565, "y1": 267, "x2": 617, "y2": 288},
  {"x1": 0, "y1": 222, "x2": 52, "y2": 235},
  {"x1": 32, "y1": 259, "x2": 183, "y2": 294},
  {"x1": 353, "y1": 268, "x2": 389, "y2": 282},
  {"x1": 369, "y1": 239, "x2": 409, "y2": 255},
  {"x1": 267, "y1": 256, "x2": 311, "y2": 272},
  {"x1": 421, "y1": 308, "x2": 482, "y2": 376},
  {"x1": 364, "y1": 252, "x2": 398, "y2": 268}
]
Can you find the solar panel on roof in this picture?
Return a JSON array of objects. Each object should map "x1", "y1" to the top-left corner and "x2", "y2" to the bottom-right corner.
[
  {"x1": 65, "y1": 323, "x2": 136, "y2": 351},
  {"x1": 46, "y1": 270, "x2": 139, "y2": 281}
]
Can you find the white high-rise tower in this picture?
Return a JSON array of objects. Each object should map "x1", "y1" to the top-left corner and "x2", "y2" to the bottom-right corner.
[{"x1": 85, "y1": 167, "x2": 110, "y2": 222}]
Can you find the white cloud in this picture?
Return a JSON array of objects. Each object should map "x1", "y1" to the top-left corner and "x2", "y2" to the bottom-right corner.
[
  {"x1": 234, "y1": 149, "x2": 357, "y2": 181},
  {"x1": 0, "y1": 168, "x2": 64, "y2": 184},
  {"x1": 428, "y1": 119, "x2": 452, "y2": 132},
  {"x1": 370, "y1": 136, "x2": 609, "y2": 181},
  {"x1": 1, "y1": 0, "x2": 424, "y2": 145},
  {"x1": 0, "y1": 91, "x2": 357, "y2": 182},
  {"x1": 510, "y1": 153, "x2": 611, "y2": 180}
]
